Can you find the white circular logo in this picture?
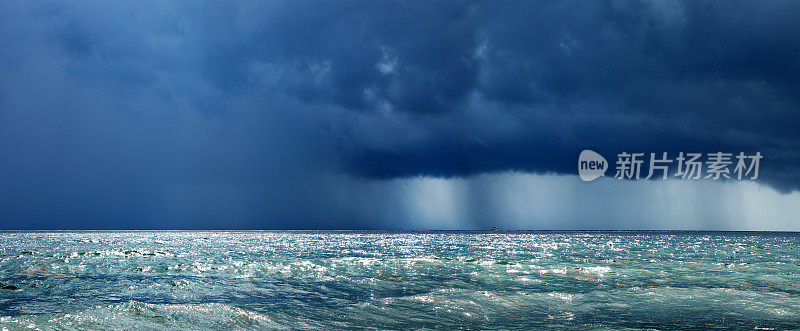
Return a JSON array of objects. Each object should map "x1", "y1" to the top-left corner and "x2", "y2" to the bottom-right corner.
[{"x1": 578, "y1": 150, "x2": 608, "y2": 182}]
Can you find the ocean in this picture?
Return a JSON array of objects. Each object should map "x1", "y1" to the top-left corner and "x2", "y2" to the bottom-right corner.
[{"x1": 1, "y1": 231, "x2": 799, "y2": 329}]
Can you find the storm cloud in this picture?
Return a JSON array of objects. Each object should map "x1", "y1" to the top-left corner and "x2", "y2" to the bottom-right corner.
[{"x1": 1, "y1": 1, "x2": 799, "y2": 229}]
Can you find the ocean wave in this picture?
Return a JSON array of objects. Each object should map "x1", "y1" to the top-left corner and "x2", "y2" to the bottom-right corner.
[
  {"x1": 2, "y1": 231, "x2": 800, "y2": 329},
  {"x1": 1, "y1": 301, "x2": 282, "y2": 330}
]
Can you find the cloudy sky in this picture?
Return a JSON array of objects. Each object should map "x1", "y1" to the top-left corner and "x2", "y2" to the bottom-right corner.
[{"x1": 1, "y1": 0, "x2": 799, "y2": 230}]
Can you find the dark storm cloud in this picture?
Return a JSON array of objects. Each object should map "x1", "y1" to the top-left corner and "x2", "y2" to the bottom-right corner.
[
  {"x1": 329, "y1": 1, "x2": 800, "y2": 190},
  {"x1": 194, "y1": 1, "x2": 479, "y2": 115},
  {"x1": 146, "y1": 0, "x2": 799, "y2": 191},
  {"x1": 0, "y1": 0, "x2": 799, "y2": 229}
]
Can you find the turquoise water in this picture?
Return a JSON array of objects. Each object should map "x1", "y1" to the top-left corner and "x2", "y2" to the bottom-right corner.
[{"x1": 1, "y1": 231, "x2": 799, "y2": 329}]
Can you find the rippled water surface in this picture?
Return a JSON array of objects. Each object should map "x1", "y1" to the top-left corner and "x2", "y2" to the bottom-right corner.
[{"x1": 1, "y1": 231, "x2": 800, "y2": 329}]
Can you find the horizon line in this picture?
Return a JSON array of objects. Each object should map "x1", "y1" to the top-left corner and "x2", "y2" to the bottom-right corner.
[{"x1": 2, "y1": 229, "x2": 800, "y2": 233}]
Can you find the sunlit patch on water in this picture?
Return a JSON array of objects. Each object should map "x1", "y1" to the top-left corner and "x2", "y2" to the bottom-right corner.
[{"x1": 1, "y1": 231, "x2": 800, "y2": 329}]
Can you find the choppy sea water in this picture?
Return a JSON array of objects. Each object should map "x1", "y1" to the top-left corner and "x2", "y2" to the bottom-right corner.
[{"x1": 1, "y1": 231, "x2": 799, "y2": 330}]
